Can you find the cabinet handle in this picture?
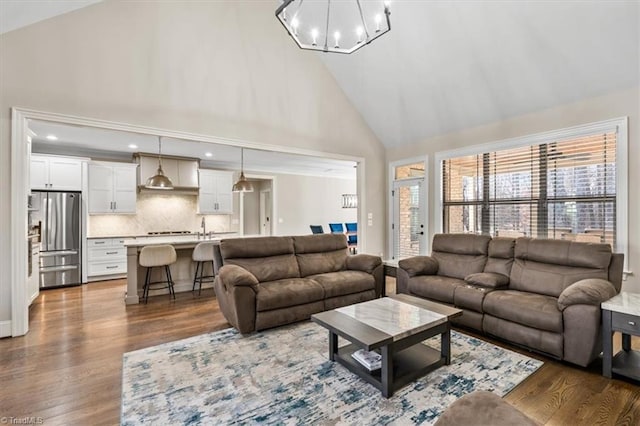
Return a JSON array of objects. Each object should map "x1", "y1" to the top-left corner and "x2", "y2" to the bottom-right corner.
[
  {"x1": 629, "y1": 321, "x2": 636, "y2": 326},
  {"x1": 114, "y1": 201, "x2": 117, "y2": 210},
  {"x1": 94, "y1": 241, "x2": 105, "y2": 245},
  {"x1": 106, "y1": 251, "x2": 118, "y2": 255},
  {"x1": 106, "y1": 265, "x2": 118, "y2": 269}
]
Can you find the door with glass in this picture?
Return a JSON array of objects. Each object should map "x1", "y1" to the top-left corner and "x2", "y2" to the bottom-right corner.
[{"x1": 392, "y1": 178, "x2": 426, "y2": 259}]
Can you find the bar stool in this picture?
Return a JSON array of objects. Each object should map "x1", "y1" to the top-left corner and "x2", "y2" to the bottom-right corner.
[
  {"x1": 192, "y1": 241, "x2": 216, "y2": 295},
  {"x1": 140, "y1": 244, "x2": 177, "y2": 303}
]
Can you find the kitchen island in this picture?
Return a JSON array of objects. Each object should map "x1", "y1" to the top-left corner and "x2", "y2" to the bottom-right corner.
[{"x1": 123, "y1": 234, "x2": 252, "y2": 304}]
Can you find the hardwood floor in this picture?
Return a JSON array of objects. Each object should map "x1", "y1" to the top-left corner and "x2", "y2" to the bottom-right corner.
[{"x1": 1, "y1": 279, "x2": 639, "y2": 425}]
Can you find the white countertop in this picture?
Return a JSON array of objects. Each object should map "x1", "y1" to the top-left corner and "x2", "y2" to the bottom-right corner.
[
  {"x1": 123, "y1": 234, "x2": 260, "y2": 248},
  {"x1": 88, "y1": 232, "x2": 238, "y2": 240},
  {"x1": 602, "y1": 291, "x2": 640, "y2": 316}
]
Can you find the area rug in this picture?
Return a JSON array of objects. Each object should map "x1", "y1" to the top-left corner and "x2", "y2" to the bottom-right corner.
[{"x1": 121, "y1": 322, "x2": 542, "y2": 425}]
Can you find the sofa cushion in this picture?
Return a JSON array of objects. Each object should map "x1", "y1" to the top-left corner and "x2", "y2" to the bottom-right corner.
[
  {"x1": 509, "y1": 259, "x2": 609, "y2": 298},
  {"x1": 465, "y1": 272, "x2": 509, "y2": 288},
  {"x1": 325, "y1": 290, "x2": 376, "y2": 311},
  {"x1": 256, "y1": 278, "x2": 324, "y2": 312},
  {"x1": 225, "y1": 255, "x2": 300, "y2": 283},
  {"x1": 515, "y1": 238, "x2": 612, "y2": 269},
  {"x1": 221, "y1": 236, "x2": 294, "y2": 258},
  {"x1": 309, "y1": 270, "x2": 375, "y2": 298},
  {"x1": 221, "y1": 236, "x2": 300, "y2": 282},
  {"x1": 454, "y1": 285, "x2": 495, "y2": 312},
  {"x1": 483, "y1": 290, "x2": 563, "y2": 333},
  {"x1": 510, "y1": 239, "x2": 612, "y2": 296},
  {"x1": 484, "y1": 237, "x2": 515, "y2": 276},
  {"x1": 408, "y1": 275, "x2": 466, "y2": 304},
  {"x1": 483, "y1": 315, "x2": 563, "y2": 359},
  {"x1": 432, "y1": 233, "x2": 491, "y2": 255},
  {"x1": 432, "y1": 252, "x2": 488, "y2": 280},
  {"x1": 293, "y1": 234, "x2": 348, "y2": 277}
]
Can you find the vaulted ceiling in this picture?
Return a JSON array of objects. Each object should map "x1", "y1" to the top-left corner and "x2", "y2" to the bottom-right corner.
[
  {"x1": 2, "y1": 1, "x2": 639, "y2": 149},
  {"x1": 319, "y1": 1, "x2": 640, "y2": 147}
]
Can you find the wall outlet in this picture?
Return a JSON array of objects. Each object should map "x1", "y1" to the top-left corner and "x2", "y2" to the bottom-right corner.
[
  {"x1": 367, "y1": 219, "x2": 373, "y2": 226},
  {"x1": 367, "y1": 212, "x2": 373, "y2": 220}
]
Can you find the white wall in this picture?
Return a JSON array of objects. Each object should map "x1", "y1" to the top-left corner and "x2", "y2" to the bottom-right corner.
[
  {"x1": 387, "y1": 87, "x2": 640, "y2": 292},
  {"x1": 274, "y1": 174, "x2": 358, "y2": 237},
  {"x1": 0, "y1": 2, "x2": 385, "y2": 329}
]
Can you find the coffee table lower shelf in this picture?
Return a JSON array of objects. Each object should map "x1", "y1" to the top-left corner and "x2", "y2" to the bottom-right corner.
[{"x1": 335, "y1": 342, "x2": 445, "y2": 397}]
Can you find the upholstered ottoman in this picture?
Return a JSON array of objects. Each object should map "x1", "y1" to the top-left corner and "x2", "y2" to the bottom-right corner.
[{"x1": 435, "y1": 391, "x2": 538, "y2": 426}]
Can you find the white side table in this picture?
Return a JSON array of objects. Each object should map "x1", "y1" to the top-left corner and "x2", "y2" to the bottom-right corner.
[{"x1": 602, "y1": 292, "x2": 640, "y2": 380}]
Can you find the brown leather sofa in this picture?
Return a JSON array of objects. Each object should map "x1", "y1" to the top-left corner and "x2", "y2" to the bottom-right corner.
[
  {"x1": 397, "y1": 234, "x2": 624, "y2": 367},
  {"x1": 214, "y1": 234, "x2": 383, "y2": 333}
]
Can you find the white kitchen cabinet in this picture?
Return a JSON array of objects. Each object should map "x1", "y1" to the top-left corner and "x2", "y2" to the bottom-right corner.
[
  {"x1": 87, "y1": 238, "x2": 127, "y2": 279},
  {"x1": 88, "y1": 162, "x2": 137, "y2": 214},
  {"x1": 136, "y1": 154, "x2": 199, "y2": 189},
  {"x1": 28, "y1": 242, "x2": 40, "y2": 306},
  {"x1": 30, "y1": 154, "x2": 83, "y2": 191},
  {"x1": 199, "y1": 169, "x2": 234, "y2": 214}
]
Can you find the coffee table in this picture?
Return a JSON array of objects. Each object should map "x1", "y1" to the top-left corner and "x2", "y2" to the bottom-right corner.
[{"x1": 311, "y1": 294, "x2": 462, "y2": 397}]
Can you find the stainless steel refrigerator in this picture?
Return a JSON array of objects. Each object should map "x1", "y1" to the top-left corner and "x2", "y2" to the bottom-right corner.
[{"x1": 33, "y1": 191, "x2": 82, "y2": 288}]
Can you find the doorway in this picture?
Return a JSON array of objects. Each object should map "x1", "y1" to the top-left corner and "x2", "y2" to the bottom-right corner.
[
  {"x1": 389, "y1": 158, "x2": 427, "y2": 260},
  {"x1": 259, "y1": 190, "x2": 272, "y2": 236},
  {"x1": 241, "y1": 177, "x2": 273, "y2": 236}
]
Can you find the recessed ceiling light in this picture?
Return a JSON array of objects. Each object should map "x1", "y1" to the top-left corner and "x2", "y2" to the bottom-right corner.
[
  {"x1": 205, "y1": 152, "x2": 213, "y2": 157},
  {"x1": 46, "y1": 135, "x2": 58, "y2": 141},
  {"x1": 128, "y1": 144, "x2": 138, "y2": 149}
]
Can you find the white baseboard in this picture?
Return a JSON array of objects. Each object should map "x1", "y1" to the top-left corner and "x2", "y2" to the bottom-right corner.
[{"x1": 0, "y1": 320, "x2": 12, "y2": 338}]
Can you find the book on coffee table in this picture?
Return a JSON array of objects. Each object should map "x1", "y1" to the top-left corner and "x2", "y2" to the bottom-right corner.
[{"x1": 351, "y1": 349, "x2": 382, "y2": 371}]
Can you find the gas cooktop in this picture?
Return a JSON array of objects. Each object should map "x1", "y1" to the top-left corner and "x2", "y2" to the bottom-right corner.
[{"x1": 147, "y1": 231, "x2": 194, "y2": 235}]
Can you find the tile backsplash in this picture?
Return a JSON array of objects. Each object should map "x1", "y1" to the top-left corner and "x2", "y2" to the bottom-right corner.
[{"x1": 88, "y1": 192, "x2": 237, "y2": 237}]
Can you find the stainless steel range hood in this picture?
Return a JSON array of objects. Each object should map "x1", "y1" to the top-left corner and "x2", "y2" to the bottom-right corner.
[{"x1": 133, "y1": 153, "x2": 200, "y2": 191}]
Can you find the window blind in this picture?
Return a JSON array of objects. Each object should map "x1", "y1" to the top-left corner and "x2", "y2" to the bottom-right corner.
[{"x1": 442, "y1": 132, "x2": 616, "y2": 246}]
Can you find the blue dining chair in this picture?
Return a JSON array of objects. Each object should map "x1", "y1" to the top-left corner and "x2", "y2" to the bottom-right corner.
[
  {"x1": 329, "y1": 223, "x2": 344, "y2": 234},
  {"x1": 345, "y1": 222, "x2": 357, "y2": 233},
  {"x1": 310, "y1": 225, "x2": 324, "y2": 234}
]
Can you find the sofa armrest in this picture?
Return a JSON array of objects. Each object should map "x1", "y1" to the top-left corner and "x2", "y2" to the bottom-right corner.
[
  {"x1": 346, "y1": 254, "x2": 382, "y2": 274},
  {"x1": 217, "y1": 264, "x2": 259, "y2": 291},
  {"x1": 465, "y1": 272, "x2": 509, "y2": 289},
  {"x1": 214, "y1": 265, "x2": 259, "y2": 334},
  {"x1": 557, "y1": 278, "x2": 617, "y2": 311},
  {"x1": 398, "y1": 256, "x2": 439, "y2": 277}
]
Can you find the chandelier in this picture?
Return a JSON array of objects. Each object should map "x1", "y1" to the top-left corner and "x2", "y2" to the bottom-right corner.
[{"x1": 275, "y1": 0, "x2": 391, "y2": 55}]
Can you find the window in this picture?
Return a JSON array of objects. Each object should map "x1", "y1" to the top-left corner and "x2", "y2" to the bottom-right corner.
[
  {"x1": 440, "y1": 121, "x2": 625, "y2": 252},
  {"x1": 395, "y1": 162, "x2": 425, "y2": 179}
]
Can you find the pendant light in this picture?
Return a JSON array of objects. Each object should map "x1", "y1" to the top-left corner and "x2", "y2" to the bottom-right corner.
[
  {"x1": 145, "y1": 136, "x2": 174, "y2": 190},
  {"x1": 232, "y1": 148, "x2": 254, "y2": 192}
]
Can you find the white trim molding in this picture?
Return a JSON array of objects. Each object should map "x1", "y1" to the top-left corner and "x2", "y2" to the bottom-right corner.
[
  {"x1": 10, "y1": 108, "x2": 30, "y2": 336},
  {"x1": 434, "y1": 117, "x2": 630, "y2": 273},
  {"x1": 0, "y1": 320, "x2": 12, "y2": 338}
]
